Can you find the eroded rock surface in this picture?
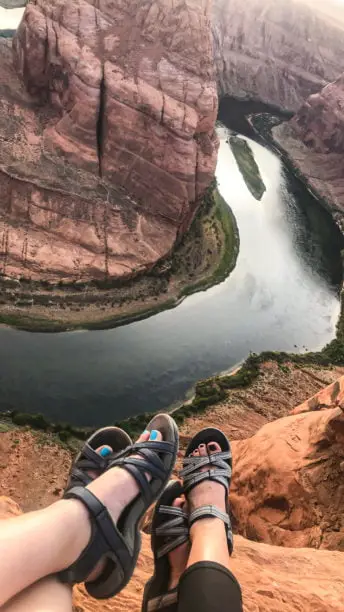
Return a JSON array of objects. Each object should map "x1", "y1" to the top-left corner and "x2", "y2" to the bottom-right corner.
[
  {"x1": 212, "y1": 0, "x2": 344, "y2": 111},
  {"x1": 291, "y1": 74, "x2": 344, "y2": 153},
  {"x1": 273, "y1": 73, "x2": 344, "y2": 222},
  {"x1": 0, "y1": 0, "x2": 218, "y2": 281},
  {"x1": 231, "y1": 403, "x2": 344, "y2": 550}
]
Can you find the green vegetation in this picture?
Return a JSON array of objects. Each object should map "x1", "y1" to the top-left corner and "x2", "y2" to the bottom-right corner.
[
  {"x1": 179, "y1": 187, "x2": 239, "y2": 297},
  {"x1": 229, "y1": 135, "x2": 266, "y2": 201}
]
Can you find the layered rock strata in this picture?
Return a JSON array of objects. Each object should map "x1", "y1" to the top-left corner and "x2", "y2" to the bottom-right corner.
[{"x1": 0, "y1": 0, "x2": 218, "y2": 281}]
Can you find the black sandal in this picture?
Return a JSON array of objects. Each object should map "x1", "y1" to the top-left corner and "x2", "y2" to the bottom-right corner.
[
  {"x1": 59, "y1": 414, "x2": 179, "y2": 599},
  {"x1": 65, "y1": 426, "x2": 132, "y2": 489},
  {"x1": 180, "y1": 427, "x2": 233, "y2": 555},
  {"x1": 142, "y1": 480, "x2": 189, "y2": 612}
]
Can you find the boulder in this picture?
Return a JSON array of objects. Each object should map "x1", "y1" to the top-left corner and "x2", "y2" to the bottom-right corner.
[
  {"x1": 291, "y1": 375, "x2": 344, "y2": 415},
  {"x1": 230, "y1": 406, "x2": 344, "y2": 550}
]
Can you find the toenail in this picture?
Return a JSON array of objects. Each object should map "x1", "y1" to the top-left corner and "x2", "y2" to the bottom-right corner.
[
  {"x1": 150, "y1": 430, "x2": 158, "y2": 441},
  {"x1": 209, "y1": 443, "x2": 217, "y2": 451},
  {"x1": 143, "y1": 430, "x2": 150, "y2": 435},
  {"x1": 100, "y1": 447, "x2": 111, "y2": 457}
]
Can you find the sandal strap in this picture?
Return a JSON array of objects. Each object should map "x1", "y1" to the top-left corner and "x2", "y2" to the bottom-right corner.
[
  {"x1": 180, "y1": 451, "x2": 232, "y2": 494},
  {"x1": 189, "y1": 505, "x2": 233, "y2": 554},
  {"x1": 155, "y1": 505, "x2": 189, "y2": 558},
  {"x1": 69, "y1": 443, "x2": 113, "y2": 488},
  {"x1": 59, "y1": 486, "x2": 131, "y2": 585},
  {"x1": 148, "y1": 589, "x2": 178, "y2": 612},
  {"x1": 109, "y1": 440, "x2": 175, "y2": 506}
]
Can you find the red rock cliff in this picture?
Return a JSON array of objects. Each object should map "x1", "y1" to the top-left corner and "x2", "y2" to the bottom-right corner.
[
  {"x1": 290, "y1": 74, "x2": 344, "y2": 153},
  {"x1": 13, "y1": 0, "x2": 218, "y2": 232},
  {"x1": 212, "y1": 0, "x2": 344, "y2": 111},
  {"x1": 273, "y1": 74, "x2": 344, "y2": 223},
  {"x1": 0, "y1": 1, "x2": 217, "y2": 282}
]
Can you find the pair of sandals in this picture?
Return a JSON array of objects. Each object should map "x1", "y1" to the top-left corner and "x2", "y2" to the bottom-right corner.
[{"x1": 58, "y1": 414, "x2": 232, "y2": 608}]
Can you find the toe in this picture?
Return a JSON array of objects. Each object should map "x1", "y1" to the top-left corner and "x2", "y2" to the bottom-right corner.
[
  {"x1": 207, "y1": 441, "x2": 221, "y2": 454},
  {"x1": 96, "y1": 444, "x2": 113, "y2": 458},
  {"x1": 198, "y1": 443, "x2": 208, "y2": 457},
  {"x1": 136, "y1": 431, "x2": 151, "y2": 443},
  {"x1": 149, "y1": 429, "x2": 163, "y2": 442},
  {"x1": 87, "y1": 444, "x2": 113, "y2": 479},
  {"x1": 135, "y1": 429, "x2": 163, "y2": 444},
  {"x1": 172, "y1": 496, "x2": 184, "y2": 509},
  {"x1": 191, "y1": 448, "x2": 200, "y2": 457}
]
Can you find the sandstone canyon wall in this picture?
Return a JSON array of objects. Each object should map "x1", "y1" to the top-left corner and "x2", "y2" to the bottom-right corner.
[
  {"x1": 273, "y1": 73, "x2": 344, "y2": 223},
  {"x1": 291, "y1": 74, "x2": 344, "y2": 153},
  {"x1": 212, "y1": 0, "x2": 344, "y2": 111},
  {"x1": 0, "y1": 0, "x2": 218, "y2": 282},
  {"x1": 13, "y1": 0, "x2": 218, "y2": 229}
]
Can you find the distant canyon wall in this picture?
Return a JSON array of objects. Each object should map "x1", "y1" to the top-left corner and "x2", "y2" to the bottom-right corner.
[
  {"x1": 212, "y1": 0, "x2": 344, "y2": 111},
  {"x1": 272, "y1": 74, "x2": 344, "y2": 225},
  {"x1": 291, "y1": 74, "x2": 344, "y2": 153}
]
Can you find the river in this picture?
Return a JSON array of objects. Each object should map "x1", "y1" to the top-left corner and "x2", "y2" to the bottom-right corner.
[{"x1": 0, "y1": 125, "x2": 342, "y2": 426}]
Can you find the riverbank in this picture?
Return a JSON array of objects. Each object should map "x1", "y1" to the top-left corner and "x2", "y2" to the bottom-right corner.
[
  {"x1": 1, "y1": 356, "x2": 344, "y2": 451},
  {"x1": 249, "y1": 113, "x2": 344, "y2": 235},
  {"x1": 0, "y1": 186, "x2": 239, "y2": 332}
]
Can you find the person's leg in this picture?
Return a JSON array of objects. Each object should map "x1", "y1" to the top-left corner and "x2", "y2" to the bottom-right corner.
[
  {"x1": 186, "y1": 442, "x2": 232, "y2": 570},
  {"x1": 177, "y1": 561, "x2": 242, "y2": 612},
  {"x1": 2, "y1": 578, "x2": 72, "y2": 612},
  {"x1": 0, "y1": 441, "x2": 114, "y2": 612},
  {"x1": 178, "y1": 441, "x2": 242, "y2": 612},
  {"x1": 144, "y1": 440, "x2": 242, "y2": 612},
  {"x1": 0, "y1": 430, "x2": 162, "y2": 607}
]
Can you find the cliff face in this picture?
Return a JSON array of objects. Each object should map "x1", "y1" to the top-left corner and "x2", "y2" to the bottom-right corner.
[
  {"x1": 212, "y1": 0, "x2": 344, "y2": 111},
  {"x1": 290, "y1": 74, "x2": 344, "y2": 153},
  {"x1": 273, "y1": 74, "x2": 344, "y2": 221},
  {"x1": 0, "y1": 0, "x2": 217, "y2": 282},
  {"x1": 13, "y1": 0, "x2": 218, "y2": 231}
]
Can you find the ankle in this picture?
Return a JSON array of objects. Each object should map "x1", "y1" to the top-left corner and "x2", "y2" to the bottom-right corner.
[
  {"x1": 50, "y1": 499, "x2": 92, "y2": 572},
  {"x1": 189, "y1": 517, "x2": 226, "y2": 542},
  {"x1": 168, "y1": 571, "x2": 182, "y2": 591}
]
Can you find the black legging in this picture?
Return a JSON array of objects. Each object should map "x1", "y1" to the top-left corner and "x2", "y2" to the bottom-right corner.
[{"x1": 150, "y1": 561, "x2": 243, "y2": 612}]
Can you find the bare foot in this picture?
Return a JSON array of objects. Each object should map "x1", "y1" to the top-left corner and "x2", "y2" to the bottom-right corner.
[
  {"x1": 168, "y1": 496, "x2": 190, "y2": 590},
  {"x1": 187, "y1": 442, "x2": 226, "y2": 538}
]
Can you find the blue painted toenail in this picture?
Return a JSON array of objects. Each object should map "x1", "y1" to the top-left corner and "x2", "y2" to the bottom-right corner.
[
  {"x1": 150, "y1": 430, "x2": 158, "y2": 441},
  {"x1": 143, "y1": 430, "x2": 150, "y2": 435},
  {"x1": 100, "y1": 447, "x2": 111, "y2": 457}
]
